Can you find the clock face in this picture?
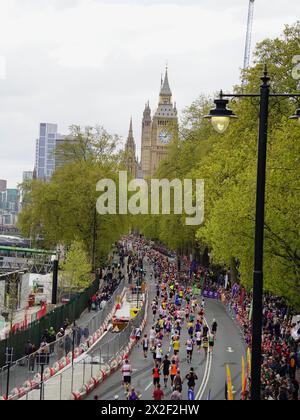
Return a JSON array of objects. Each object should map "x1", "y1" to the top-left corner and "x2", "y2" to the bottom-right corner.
[{"x1": 159, "y1": 130, "x2": 171, "y2": 145}]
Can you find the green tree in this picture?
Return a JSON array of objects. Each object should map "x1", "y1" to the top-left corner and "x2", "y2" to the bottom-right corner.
[
  {"x1": 138, "y1": 22, "x2": 300, "y2": 308},
  {"x1": 60, "y1": 241, "x2": 92, "y2": 292},
  {"x1": 18, "y1": 125, "x2": 130, "y2": 265}
]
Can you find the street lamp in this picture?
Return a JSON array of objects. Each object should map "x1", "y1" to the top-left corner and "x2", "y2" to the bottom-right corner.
[
  {"x1": 204, "y1": 96, "x2": 238, "y2": 133},
  {"x1": 204, "y1": 66, "x2": 300, "y2": 400}
]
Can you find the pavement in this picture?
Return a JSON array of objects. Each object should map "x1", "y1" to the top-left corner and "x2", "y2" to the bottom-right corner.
[{"x1": 87, "y1": 262, "x2": 246, "y2": 401}]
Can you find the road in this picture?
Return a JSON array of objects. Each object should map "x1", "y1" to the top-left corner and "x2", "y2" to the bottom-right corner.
[{"x1": 87, "y1": 262, "x2": 246, "y2": 401}]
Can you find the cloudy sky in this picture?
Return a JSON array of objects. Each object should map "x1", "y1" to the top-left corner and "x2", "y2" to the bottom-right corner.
[{"x1": 0, "y1": 0, "x2": 299, "y2": 187}]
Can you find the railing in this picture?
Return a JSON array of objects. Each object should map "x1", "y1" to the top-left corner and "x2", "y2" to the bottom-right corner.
[
  {"x1": 21, "y1": 291, "x2": 147, "y2": 400},
  {"x1": 0, "y1": 278, "x2": 125, "y2": 398},
  {"x1": 0, "y1": 277, "x2": 100, "y2": 367}
]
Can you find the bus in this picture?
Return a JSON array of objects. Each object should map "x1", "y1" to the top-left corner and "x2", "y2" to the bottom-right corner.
[{"x1": 0, "y1": 235, "x2": 30, "y2": 248}]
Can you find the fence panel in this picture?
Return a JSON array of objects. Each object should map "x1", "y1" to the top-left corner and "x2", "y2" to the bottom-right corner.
[
  {"x1": 24, "y1": 291, "x2": 147, "y2": 400},
  {"x1": 0, "y1": 278, "x2": 99, "y2": 368},
  {"x1": 0, "y1": 277, "x2": 126, "y2": 399}
]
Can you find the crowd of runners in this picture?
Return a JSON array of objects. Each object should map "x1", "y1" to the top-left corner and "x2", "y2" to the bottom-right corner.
[
  {"x1": 119, "y1": 238, "x2": 218, "y2": 401},
  {"x1": 115, "y1": 235, "x2": 299, "y2": 401}
]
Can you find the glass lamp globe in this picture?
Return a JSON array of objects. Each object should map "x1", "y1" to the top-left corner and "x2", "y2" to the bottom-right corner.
[{"x1": 211, "y1": 116, "x2": 230, "y2": 134}]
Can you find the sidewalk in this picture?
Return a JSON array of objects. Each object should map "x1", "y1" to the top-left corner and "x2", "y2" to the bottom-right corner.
[
  {"x1": 0, "y1": 254, "x2": 127, "y2": 399},
  {"x1": 20, "y1": 287, "x2": 135, "y2": 400}
]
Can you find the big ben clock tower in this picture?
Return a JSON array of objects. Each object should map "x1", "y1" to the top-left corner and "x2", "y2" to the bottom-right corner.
[{"x1": 141, "y1": 68, "x2": 178, "y2": 178}]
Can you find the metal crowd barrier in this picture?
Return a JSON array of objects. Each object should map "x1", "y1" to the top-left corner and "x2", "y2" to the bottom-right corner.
[
  {"x1": 22, "y1": 292, "x2": 147, "y2": 400},
  {"x1": 0, "y1": 278, "x2": 125, "y2": 398}
]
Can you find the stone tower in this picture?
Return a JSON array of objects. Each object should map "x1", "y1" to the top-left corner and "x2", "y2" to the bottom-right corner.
[
  {"x1": 141, "y1": 68, "x2": 178, "y2": 178},
  {"x1": 141, "y1": 101, "x2": 152, "y2": 179},
  {"x1": 125, "y1": 117, "x2": 138, "y2": 178}
]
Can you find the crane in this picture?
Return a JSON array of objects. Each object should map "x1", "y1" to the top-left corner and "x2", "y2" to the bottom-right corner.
[{"x1": 243, "y1": 0, "x2": 255, "y2": 83}]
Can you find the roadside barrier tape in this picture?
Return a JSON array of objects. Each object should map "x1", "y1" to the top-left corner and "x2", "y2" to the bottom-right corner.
[
  {"x1": 95, "y1": 370, "x2": 103, "y2": 381},
  {"x1": 11, "y1": 388, "x2": 20, "y2": 397},
  {"x1": 23, "y1": 380, "x2": 33, "y2": 390},
  {"x1": 79, "y1": 343, "x2": 87, "y2": 351},
  {"x1": 72, "y1": 392, "x2": 81, "y2": 400},
  {"x1": 92, "y1": 377, "x2": 100, "y2": 387},
  {"x1": 110, "y1": 359, "x2": 118, "y2": 370},
  {"x1": 58, "y1": 361, "x2": 65, "y2": 370},
  {"x1": 18, "y1": 388, "x2": 26, "y2": 397},
  {"x1": 53, "y1": 361, "x2": 60, "y2": 369},
  {"x1": 31, "y1": 380, "x2": 39, "y2": 390},
  {"x1": 84, "y1": 384, "x2": 92, "y2": 395}
]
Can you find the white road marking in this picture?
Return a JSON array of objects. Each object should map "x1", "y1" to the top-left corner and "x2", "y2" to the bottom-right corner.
[
  {"x1": 227, "y1": 347, "x2": 235, "y2": 353},
  {"x1": 145, "y1": 381, "x2": 153, "y2": 391},
  {"x1": 196, "y1": 316, "x2": 213, "y2": 400}
]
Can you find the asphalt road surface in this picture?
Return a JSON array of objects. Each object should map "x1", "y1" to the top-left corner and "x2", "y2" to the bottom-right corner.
[{"x1": 88, "y1": 262, "x2": 245, "y2": 401}]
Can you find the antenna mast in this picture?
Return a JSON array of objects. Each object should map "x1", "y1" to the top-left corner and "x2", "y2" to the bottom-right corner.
[{"x1": 243, "y1": 0, "x2": 255, "y2": 84}]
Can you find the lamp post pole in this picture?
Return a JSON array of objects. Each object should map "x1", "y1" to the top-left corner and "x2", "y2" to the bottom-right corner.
[{"x1": 251, "y1": 69, "x2": 270, "y2": 401}]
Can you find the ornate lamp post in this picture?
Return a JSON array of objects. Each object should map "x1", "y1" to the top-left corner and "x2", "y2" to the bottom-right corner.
[{"x1": 204, "y1": 67, "x2": 300, "y2": 400}]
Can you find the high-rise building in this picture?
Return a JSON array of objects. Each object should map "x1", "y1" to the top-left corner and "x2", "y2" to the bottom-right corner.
[
  {"x1": 22, "y1": 171, "x2": 34, "y2": 182},
  {"x1": 0, "y1": 187, "x2": 19, "y2": 226},
  {"x1": 141, "y1": 68, "x2": 178, "y2": 178},
  {"x1": 125, "y1": 118, "x2": 138, "y2": 178},
  {"x1": 0, "y1": 180, "x2": 7, "y2": 193},
  {"x1": 34, "y1": 124, "x2": 77, "y2": 180},
  {"x1": 35, "y1": 123, "x2": 58, "y2": 180}
]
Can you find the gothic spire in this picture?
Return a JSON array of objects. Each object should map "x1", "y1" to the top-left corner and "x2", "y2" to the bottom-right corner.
[
  {"x1": 126, "y1": 117, "x2": 135, "y2": 149},
  {"x1": 160, "y1": 67, "x2": 172, "y2": 96}
]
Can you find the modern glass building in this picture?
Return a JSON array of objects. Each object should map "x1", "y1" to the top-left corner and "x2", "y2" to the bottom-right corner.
[{"x1": 35, "y1": 123, "x2": 58, "y2": 180}]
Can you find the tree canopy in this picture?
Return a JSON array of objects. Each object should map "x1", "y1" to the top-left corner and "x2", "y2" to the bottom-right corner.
[
  {"x1": 18, "y1": 126, "x2": 130, "y2": 273},
  {"x1": 137, "y1": 22, "x2": 300, "y2": 308}
]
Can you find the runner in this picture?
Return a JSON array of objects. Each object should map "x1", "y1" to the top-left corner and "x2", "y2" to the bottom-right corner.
[
  {"x1": 152, "y1": 363, "x2": 161, "y2": 388},
  {"x1": 195, "y1": 330, "x2": 202, "y2": 352},
  {"x1": 203, "y1": 324, "x2": 209, "y2": 338},
  {"x1": 142, "y1": 334, "x2": 149, "y2": 359},
  {"x1": 121, "y1": 359, "x2": 133, "y2": 394},
  {"x1": 162, "y1": 355, "x2": 171, "y2": 388},
  {"x1": 209, "y1": 332, "x2": 215, "y2": 354},
  {"x1": 173, "y1": 336, "x2": 180, "y2": 356},
  {"x1": 171, "y1": 386, "x2": 182, "y2": 400},
  {"x1": 211, "y1": 319, "x2": 218, "y2": 338},
  {"x1": 128, "y1": 388, "x2": 140, "y2": 401},
  {"x1": 170, "y1": 360, "x2": 178, "y2": 388},
  {"x1": 202, "y1": 335, "x2": 209, "y2": 357},
  {"x1": 185, "y1": 367, "x2": 198, "y2": 391},
  {"x1": 186, "y1": 338, "x2": 194, "y2": 364},
  {"x1": 188, "y1": 387, "x2": 195, "y2": 401},
  {"x1": 150, "y1": 327, "x2": 156, "y2": 347},
  {"x1": 153, "y1": 384, "x2": 164, "y2": 401},
  {"x1": 155, "y1": 342, "x2": 163, "y2": 364},
  {"x1": 187, "y1": 320, "x2": 194, "y2": 339},
  {"x1": 173, "y1": 370, "x2": 183, "y2": 393}
]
